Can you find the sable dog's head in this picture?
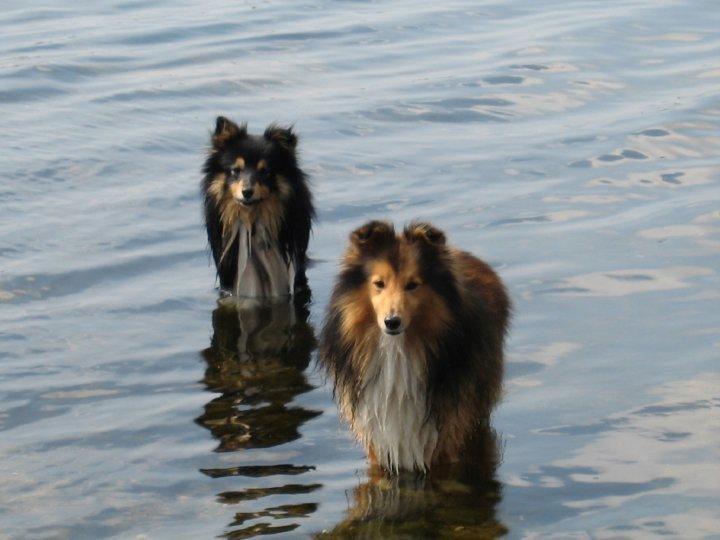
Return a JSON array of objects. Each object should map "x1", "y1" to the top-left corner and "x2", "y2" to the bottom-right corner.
[
  {"x1": 206, "y1": 116, "x2": 298, "y2": 219},
  {"x1": 337, "y1": 221, "x2": 455, "y2": 340}
]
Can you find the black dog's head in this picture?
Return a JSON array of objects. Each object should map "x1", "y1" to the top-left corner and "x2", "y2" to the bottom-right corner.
[{"x1": 207, "y1": 116, "x2": 299, "y2": 208}]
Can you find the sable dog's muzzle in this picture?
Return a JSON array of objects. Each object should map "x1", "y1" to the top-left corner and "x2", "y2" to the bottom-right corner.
[{"x1": 383, "y1": 314, "x2": 403, "y2": 335}]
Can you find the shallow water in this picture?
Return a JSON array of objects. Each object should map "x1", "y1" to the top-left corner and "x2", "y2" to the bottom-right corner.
[{"x1": 1, "y1": 0, "x2": 719, "y2": 538}]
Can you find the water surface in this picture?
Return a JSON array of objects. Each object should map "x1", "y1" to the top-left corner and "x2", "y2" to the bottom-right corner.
[{"x1": 1, "y1": 0, "x2": 719, "y2": 537}]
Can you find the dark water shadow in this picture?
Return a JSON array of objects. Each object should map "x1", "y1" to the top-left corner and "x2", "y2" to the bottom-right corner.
[
  {"x1": 197, "y1": 294, "x2": 321, "y2": 538},
  {"x1": 317, "y1": 425, "x2": 507, "y2": 538}
]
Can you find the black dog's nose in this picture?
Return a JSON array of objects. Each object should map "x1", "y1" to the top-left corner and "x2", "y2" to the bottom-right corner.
[
  {"x1": 242, "y1": 188, "x2": 254, "y2": 200},
  {"x1": 384, "y1": 315, "x2": 401, "y2": 331}
]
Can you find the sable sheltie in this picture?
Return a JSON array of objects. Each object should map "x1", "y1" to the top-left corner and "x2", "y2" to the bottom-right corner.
[
  {"x1": 319, "y1": 221, "x2": 510, "y2": 473},
  {"x1": 202, "y1": 116, "x2": 314, "y2": 297}
]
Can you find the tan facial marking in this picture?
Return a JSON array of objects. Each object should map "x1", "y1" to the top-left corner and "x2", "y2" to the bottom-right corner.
[
  {"x1": 229, "y1": 182, "x2": 245, "y2": 200},
  {"x1": 233, "y1": 157, "x2": 245, "y2": 169},
  {"x1": 256, "y1": 159, "x2": 267, "y2": 171},
  {"x1": 367, "y1": 251, "x2": 424, "y2": 334}
]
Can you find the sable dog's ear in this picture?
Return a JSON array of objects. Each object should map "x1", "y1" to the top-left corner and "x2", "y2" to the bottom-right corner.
[
  {"x1": 404, "y1": 222, "x2": 447, "y2": 247},
  {"x1": 212, "y1": 116, "x2": 246, "y2": 146},
  {"x1": 264, "y1": 124, "x2": 297, "y2": 151},
  {"x1": 349, "y1": 220, "x2": 395, "y2": 252}
]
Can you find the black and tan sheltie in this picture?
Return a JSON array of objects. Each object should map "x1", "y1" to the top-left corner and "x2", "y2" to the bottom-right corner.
[
  {"x1": 202, "y1": 116, "x2": 314, "y2": 297},
  {"x1": 319, "y1": 221, "x2": 510, "y2": 473}
]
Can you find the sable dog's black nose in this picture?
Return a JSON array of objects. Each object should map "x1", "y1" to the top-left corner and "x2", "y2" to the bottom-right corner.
[
  {"x1": 384, "y1": 315, "x2": 401, "y2": 331},
  {"x1": 242, "y1": 188, "x2": 254, "y2": 199}
]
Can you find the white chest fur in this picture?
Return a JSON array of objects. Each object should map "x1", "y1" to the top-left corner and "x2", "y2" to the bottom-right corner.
[
  {"x1": 232, "y1": 223, "x2": 295, "y2": 298},
  {"x1": 353, "y1": 335, "x2": 438, "y2": 472}
]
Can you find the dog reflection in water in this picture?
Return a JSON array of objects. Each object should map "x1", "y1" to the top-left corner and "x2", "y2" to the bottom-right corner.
[
  {"x1": 197, "y1": 297, "x2": 322, "y2": 538},
  {"x1": 198, "y1": 297, "x2": 319, "y2": 451},
  {"x1": 317, "y1": 424, "x2": 506, "y2": 538}
]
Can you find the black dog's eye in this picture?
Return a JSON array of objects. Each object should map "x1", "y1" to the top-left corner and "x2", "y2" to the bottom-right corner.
[
  {"x1": 373, "y1": 280, "x2": 385, "y2": 289},
  {"x1": 405, "y1": 281, "x2": 419, "y2": 291},
  {"x1": 230, "y1": 167, "x2": 241, "y2": 176}
]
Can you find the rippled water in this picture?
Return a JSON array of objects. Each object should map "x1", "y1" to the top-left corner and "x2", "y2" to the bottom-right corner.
[{"x1": 2, "y1": 0, "x2": 719, "y2": 538}]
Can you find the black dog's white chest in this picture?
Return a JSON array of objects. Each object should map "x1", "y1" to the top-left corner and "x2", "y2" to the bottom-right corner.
[{"x1": 233, "y1": 224, "x2": 294, "y2": 298}]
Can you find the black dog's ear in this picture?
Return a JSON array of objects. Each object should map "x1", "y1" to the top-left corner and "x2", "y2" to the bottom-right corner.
[
  {"x1": 350, "y1": 220, "x2": 395, "y2": 251},
  {"x1": 264, "y1": 124, "x2": 298, "y2": 151},
  {"x1": 212, "y1": 116, "x2": 246, "y2": 146},
  {"x1": 404, "y1": 222, "x2": 447, "y2": 247}
]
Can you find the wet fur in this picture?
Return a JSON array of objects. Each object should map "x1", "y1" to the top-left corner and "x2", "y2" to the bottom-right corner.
[
  {"x1": 320, "y1": 221, "x2": 510, "y2": 472},
  {"x1": 202, "y1": 116, "x2": 314, "y2": 297}
]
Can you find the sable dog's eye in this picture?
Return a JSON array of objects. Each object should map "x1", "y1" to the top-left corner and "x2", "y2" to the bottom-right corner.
[
  {"x1": 405, "y1": 281, "x2": 419, "y2": 291},
  {"x1": 373, "y1": 280, "x2": 385, "y2": 289}
]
